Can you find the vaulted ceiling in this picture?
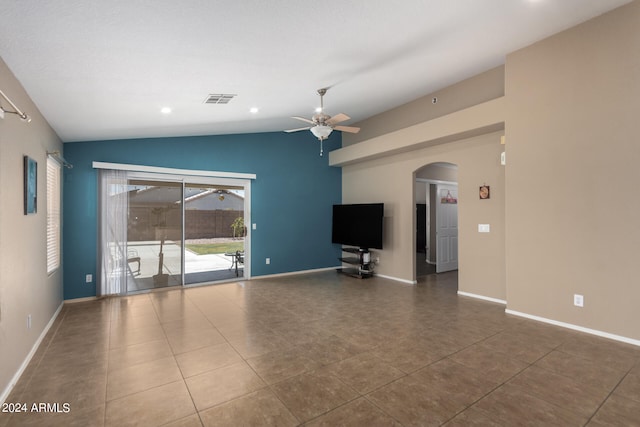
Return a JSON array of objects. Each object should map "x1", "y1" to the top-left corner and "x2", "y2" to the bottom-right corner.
[{"x1": 0, "y1": 0, "x2": 631, "y2": 142}]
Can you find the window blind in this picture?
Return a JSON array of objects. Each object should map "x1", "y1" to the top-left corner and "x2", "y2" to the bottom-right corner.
[{"x1": 47, "y1": 158, "x2": 61, "y2": 274}]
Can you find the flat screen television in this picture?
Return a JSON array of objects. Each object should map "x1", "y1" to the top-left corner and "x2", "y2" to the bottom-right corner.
[{"x1": 332, "y1": 203, "x2": 384, "y2": 249}]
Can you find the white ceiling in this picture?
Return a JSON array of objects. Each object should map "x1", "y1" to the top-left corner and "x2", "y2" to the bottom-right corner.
[{"x1": 0, "y1": 0, "x2": 631, "y2": 142}]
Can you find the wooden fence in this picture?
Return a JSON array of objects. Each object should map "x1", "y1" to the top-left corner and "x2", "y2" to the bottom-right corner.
[{"x1": 127, "y1": 208, "x2": 244, "y2": 241}]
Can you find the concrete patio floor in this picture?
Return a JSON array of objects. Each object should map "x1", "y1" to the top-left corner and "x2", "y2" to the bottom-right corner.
[{"x1": 126, "y1": 241, "x2": 243, "y2": 291}]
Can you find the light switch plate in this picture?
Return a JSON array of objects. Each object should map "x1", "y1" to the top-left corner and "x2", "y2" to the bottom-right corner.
[{"x1": 478, "y1": 224, "x2": 490, "y2": 233}]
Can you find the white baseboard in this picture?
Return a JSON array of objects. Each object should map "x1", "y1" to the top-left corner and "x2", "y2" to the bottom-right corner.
[
  {"x1": 458, "y1": 291, "x2": 507, "y2": 305},
  {"x1": 64, "y1": 295, "x2": 98, "y2": 304},
  {"x1": 374, "y1": 273, "x2": 417, "y2": 285},
  {"x1": 505, "y1": 309, "x2": 640, "y2": 348},
  {"x1": 1, "y1": 301, "x2": 64, "y2": 405}
]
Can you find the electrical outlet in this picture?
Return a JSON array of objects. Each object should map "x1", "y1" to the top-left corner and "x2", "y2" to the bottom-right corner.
[
  {"x1": 574, "y1": 294, "x2": 584, "y2": 307},
  {"x1": 266, "y1": 258, "x2": 270, "y2": 265},
  {"x1": 86, "y1": 274, "x2": 92, "y2": 283}
]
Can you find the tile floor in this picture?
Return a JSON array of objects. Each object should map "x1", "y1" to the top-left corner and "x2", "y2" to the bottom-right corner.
[{"x1": 2, "y1": 271, "x2": 640, "y2": 426}]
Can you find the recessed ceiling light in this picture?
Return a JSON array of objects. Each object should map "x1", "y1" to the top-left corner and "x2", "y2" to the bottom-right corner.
[
  {"x1": 160, "y1": 107, "x2": 172, "y2": 114},
  {"x1": 249, "y1": 107, "x2": 259, "y2": 114}
]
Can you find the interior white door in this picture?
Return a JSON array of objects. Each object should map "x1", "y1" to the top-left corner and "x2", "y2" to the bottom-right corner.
[{"x1": 436, "y1": 184, "x2": 458, "y2": 273}]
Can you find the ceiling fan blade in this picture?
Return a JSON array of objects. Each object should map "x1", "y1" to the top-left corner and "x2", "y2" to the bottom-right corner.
[
  {"x1": 326, "y1": 113, "x2": 350, "y2": 126},
  {"x1": 284, "y1": 126, "x2": 312, "y2": 133},
  {"x1": 334, "y1": 125, "x2": 360, "y2": 134},
  {"x1": 291, "y1": 116, "x2": 316, "y2": 125}
]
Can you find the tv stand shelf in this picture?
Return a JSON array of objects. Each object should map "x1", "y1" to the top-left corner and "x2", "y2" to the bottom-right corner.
[
  {"x1": 339, "y1": 257, "x2": 362, "y2": 264},
  {"x1": 337, "y1": 247, "x2": 374, "y2": 279}
]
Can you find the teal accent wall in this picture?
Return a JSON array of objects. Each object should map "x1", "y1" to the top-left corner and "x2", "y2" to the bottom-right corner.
[{"x1": 63, "y1": 131, "x2": 342, "y2": 300}]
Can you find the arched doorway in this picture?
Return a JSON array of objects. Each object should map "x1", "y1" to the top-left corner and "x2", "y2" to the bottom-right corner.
[{"x1": 414, "y1": 162, "x2": 458, "y2": 279}]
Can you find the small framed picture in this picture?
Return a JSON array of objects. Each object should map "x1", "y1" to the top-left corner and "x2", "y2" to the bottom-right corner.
[
  {"x1": 24, "y1": 156, "x2": 37, "y2": 214},
  {"x1": 479, "y1": 185, "x2": 490, "y2": 200}
]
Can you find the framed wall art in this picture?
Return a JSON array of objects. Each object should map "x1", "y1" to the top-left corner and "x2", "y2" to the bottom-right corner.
[
  {"x1": 24, "y1": 155, "x2": 37, "y2": 214},
  {"x1": 479, "y1": 185, "x2": 490, "y2": 200}
]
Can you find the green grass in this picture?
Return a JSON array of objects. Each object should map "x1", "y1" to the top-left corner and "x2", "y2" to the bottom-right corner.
[{"x1": 185, "y1": 241, "x2": 244, "y2": 255}]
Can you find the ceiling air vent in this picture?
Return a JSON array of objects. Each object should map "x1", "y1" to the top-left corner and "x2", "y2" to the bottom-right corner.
[{"x1": 204, "y1": 94, "x2": 237, "y2": 104}]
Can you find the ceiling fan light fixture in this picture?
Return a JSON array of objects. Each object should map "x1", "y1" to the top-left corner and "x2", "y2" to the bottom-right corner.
[
  {"x1": 284, "y1": 88, "x2": 359, "y2": 156},
  {"x1": 310, "y1": 125, "x2": 332, "y2": 140}
]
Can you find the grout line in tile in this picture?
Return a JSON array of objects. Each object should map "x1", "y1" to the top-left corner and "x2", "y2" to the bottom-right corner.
[{"x1": 582, "y1": 364, "x2": 637, "y2": 426}]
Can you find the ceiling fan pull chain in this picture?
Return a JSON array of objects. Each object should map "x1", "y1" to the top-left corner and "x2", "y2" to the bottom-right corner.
[{"x1": 320, "y1": 139, "x2": 324, "y2": 156}]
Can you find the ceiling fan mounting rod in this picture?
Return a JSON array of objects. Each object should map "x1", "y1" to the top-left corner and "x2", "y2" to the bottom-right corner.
[{"x1": 317, "y1": 88, "x2": 327, "y2": 112}]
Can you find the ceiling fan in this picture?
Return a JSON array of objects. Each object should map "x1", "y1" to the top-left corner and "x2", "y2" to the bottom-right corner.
[{"x1": 285, "y1": 88, "x2": 360, "y2": 156}]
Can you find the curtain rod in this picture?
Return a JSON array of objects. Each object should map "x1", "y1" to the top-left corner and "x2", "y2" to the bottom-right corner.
[
  {"x1": 0, "y1": 88, "x2": 31, "y2": 122},
  {"x1": 47, "y1": 151, "x2": 73, "y2": 169}
]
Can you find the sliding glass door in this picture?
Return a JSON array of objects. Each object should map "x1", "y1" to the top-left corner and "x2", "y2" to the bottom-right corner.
[
  {"x1": 99, "y1": 167, "x2": 251, "y2": 295},
  {"x1": 183, "y1": 184, "x2": 245, "y2": 284},
  {"x1": 127, "y1": 179, "x2": 183, "y2": 292}
]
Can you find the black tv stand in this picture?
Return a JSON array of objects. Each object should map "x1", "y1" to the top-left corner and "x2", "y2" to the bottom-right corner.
[{"x1": 337, "y1": 247, "x2": 374, "y2": 279}]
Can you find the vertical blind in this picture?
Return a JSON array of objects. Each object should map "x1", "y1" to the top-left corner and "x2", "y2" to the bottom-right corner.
[{"x1": 46, "y1": 158, "x2": 61, "y2": 274}]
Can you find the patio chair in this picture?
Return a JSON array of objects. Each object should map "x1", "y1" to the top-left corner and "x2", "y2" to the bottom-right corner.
[
  {"x1": 128, "y1": 248, "x2": 141, "y2": 275},
  {"x1": 234, "y1": 250, "x2": 244, "y2": 276}
]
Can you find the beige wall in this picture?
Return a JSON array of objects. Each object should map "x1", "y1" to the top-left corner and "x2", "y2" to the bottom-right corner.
[
  {"x1": 341, "y1": 131, "x2": 505, "y2": 300},
  {"x1": 416, "y1": 163, "x2": 458, "y2": 182},
  {"x1": 505, "y1": 1, "x2": 640, "y2": 340},
  {"x1": 415, "y1": 181, "x2": 427, "y2": 204},
  {"x1": 338, "y1": 0, "x2": 640, "y2": 343},
  {"x1": 0, "y1": 57, "x2": 63, "y2": 401},
  {"x1": 344, "y1": 66, "x2": 505, "y2": 146}
]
